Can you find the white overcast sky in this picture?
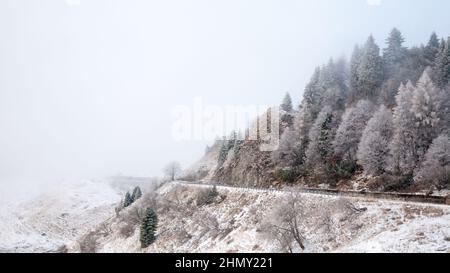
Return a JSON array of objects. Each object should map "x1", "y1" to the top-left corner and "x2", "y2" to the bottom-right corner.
[{"x1": 0, "y1": 0, "x2": 449, "y2": 184}]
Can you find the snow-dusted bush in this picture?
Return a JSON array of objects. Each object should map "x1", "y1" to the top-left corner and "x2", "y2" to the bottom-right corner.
[
  {"x1": 196, "y1": 185, "x2": 219, "y2": 206},
  {"x1": 414, "y1": 135, "x2": 450, "y2": 189},
  {"x1": 357, "y1": 105, "x2": 393, "y2": 175},
  {"x1": 78, "y1": 231, "x2": 98, "y2": 253}
]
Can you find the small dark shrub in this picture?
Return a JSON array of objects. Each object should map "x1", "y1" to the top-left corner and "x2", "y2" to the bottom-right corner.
[
  {"x1": 196, "y1": 186, "x2": 219, "y2": 206},
  {"x1": 275, "y1": 169, "x2": 298, "y2": 183}
]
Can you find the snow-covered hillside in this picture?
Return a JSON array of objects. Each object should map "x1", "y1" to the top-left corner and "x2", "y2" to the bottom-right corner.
[
  {"x1": 0, "y1": 179, "x2": 120, "y2": 253},
  {"x1": 1, "y1": 178, "x2": 448, "y2": 253},
  {"x1": 79, "y1": 182, "x2": 450, "y2": 253}
]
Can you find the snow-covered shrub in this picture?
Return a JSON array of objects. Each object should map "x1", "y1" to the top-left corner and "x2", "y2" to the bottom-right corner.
[
  {"x1": 78, "y1": 231, "x2": 98, "y2": 253},
  {"x1": 196, "y1": 186, "x2": 219, "y2": 206}
]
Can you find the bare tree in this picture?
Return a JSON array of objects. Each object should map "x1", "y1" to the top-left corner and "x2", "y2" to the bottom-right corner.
[
  {"x1": 262, "y1": 192, "x2": 307, "y2": 252},
  {"x1": 163, "y1": 161, "x2": 182, "y2": 181}
]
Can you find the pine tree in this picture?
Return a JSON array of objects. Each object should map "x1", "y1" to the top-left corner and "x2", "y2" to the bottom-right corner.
[
  {"x1": 318, "y1": 113, "x2": 334, "y2": 161},
  {"x1": 424, "y1": 32, "x2": 440, "y2": 66},
  {"x1": 433, "y1": 38, "x2": 450, "y2": 88},
  {"x1": 281, "y1": 92, "x2": 293, "y2": 113},
  {"x1": 218, "y1": 140, "x2": 230, "y2": 166},
  {"x1": 305, "y1": 107, "x2": 334, "y2": 170},
  {"x1": 290, "y1": 102, "x2": 316, "y2": 166},
  {"x1": 357, "y1": 105, "x2": 393, "y2": 175},
  {"x1": 140, "y1": 208, "x2": 158, "y2": 248},
  {"x1": 131, "y1": 186, "x2": 142, "y2": 202},
  {"x1": 358, "y1": 36, "x2": 384, "y2": 99},
  {"x1": 208, "y1": 185, "x2": 219, "y2": 201},
  {"x1": 349, "y1": 45, "x2": 363, "y2": 102},
  {"x1": 383, "y1": 28, "x2": 407, "y2": 74},
  {"x1": 302, "y1": 67, "x2": 323, "y2": 118},
  {"x1": 123, "y1": 191, "x2": 133, "y2": 208}
]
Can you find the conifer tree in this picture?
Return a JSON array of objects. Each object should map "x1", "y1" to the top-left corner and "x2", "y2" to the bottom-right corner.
[
  {"x1": 424, "y1": 32, "x2": 440, "y2": 66},
  {"x1": 358, "y1": 36, "x2": 384, "y2": 99},
  {"x1": 208, "y1": 185, "x2": 219, "y2": 201},
  {"x1": 131, "y1": 186, "x2": 142, "y2": 202},
  {"x1": 281, "y1": 92, "x2": 293, "y2": 113},
  {"x1": 305, "y1": 106, "x2": 334, "y2": 170},
  {"x1": 140, "y1": 208, "x2": 158, "y2": 248},
  {"x1": 349, "y1": 45, "x2": 363, "y2": 102},
  {"x1": 123, "y1": 192, "x2": 133, "y2": 208},
  {"x1": 433, "y1": 38, "x2": 450, "y2": 88},
  {"x1": 383, "y1": 28, "x2": 407, "y2": 74}
]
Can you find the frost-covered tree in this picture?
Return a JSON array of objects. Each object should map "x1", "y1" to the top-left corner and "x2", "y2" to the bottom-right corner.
[
  {"x1": 273, "y1": 127, "x2": 298, "y2": 164},
  {"x1": 358, "y1": 36, "x2": 384, "y2": 99},
  {"x1": 140, "y1": 208, "x2": 158, "y2": 248},
  {"x1": 280, "y1": 92, "x2": 295, "y2": 127},
  {"x1": 388, "y1": 82, "x2": 417, "y2": 174},
  {"x1": 383, "y1": 28, "x2": 407, "y2": 74},
  {"x1": 414, "y1": 135, "x2": 450, "y2": 189},
  {"x1": 411, "y1": 69, "x2": 449, "y2": 158},
  {"x1": 286, "y1": 102, "x2": 316, "y2": 166},
  {"x1": 433, "y1": 38, "x2": 450, "y2": 88},
  {"x1": 163, "y1": 161, "x2": 182, "y2": 181},
  {"x1": 305, "y1": 107, "x2": 334, "y2": 170},
  {"x1": 357, "y1": 105, "x2": 393, "y2": 175},
  {"x1": 262, "y1": 193, "x2": 307, "y2": 252},
  {"x1": 322, "y1": 86, "x2": 346, "y2": 111},
  {"x1": 302, "y1": 67, "x2": 323, "y2": 118},
  {"x1": 389, "y1": 70, "x2": 449, "y2": 175},
  {"x1": 281, "y1": 92, "x2": 293, "y2": 113},
  {"x1": 333, "y1": 100, "x2": 375, "y2": 162}
]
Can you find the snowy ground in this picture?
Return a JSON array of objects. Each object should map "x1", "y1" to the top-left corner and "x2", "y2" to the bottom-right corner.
[
  {"x1": 1, "y1": 179, "x2": 448, "y2": 253},
  {"x1": 0, "y1": 179, "x2": 121, "y2": 253},
  {"x1": 85, "y1": 182, "x2": 450, "y2": 253}
]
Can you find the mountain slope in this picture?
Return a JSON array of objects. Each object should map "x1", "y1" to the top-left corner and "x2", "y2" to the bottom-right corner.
[{"x1": 75, "y1": 182, "x2": 450, "y2": 253}]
